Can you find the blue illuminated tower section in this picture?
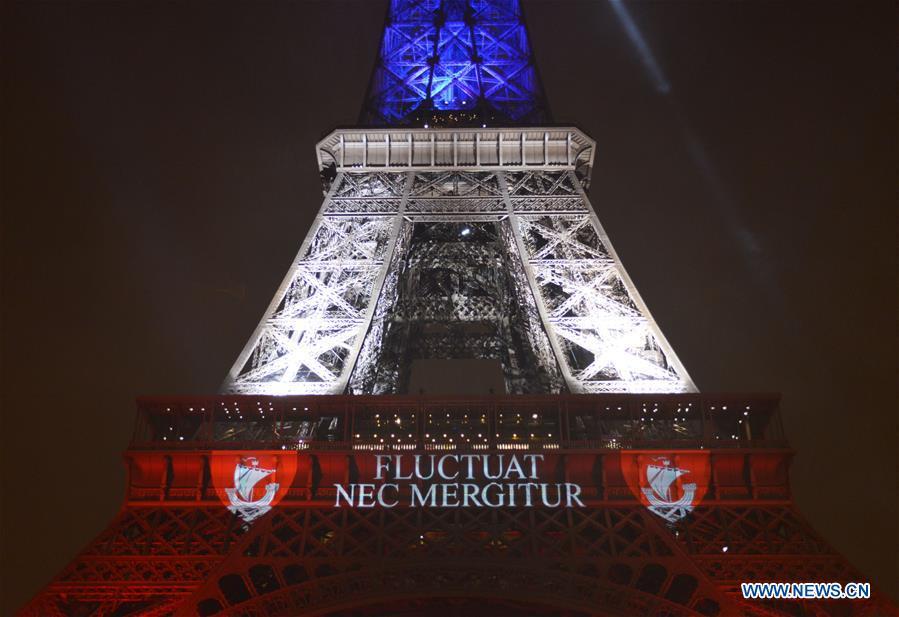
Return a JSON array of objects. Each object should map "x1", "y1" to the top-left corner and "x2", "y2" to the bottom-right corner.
[
  {"x1": 221, "y1": 0, "x2": 697, "y2": 397},
  {"x1": 24, "y1": 3, "x2": 898, "y2": 616},
  {"x1": 363, "y1": 0, "x2": 547, "y2": 125}
]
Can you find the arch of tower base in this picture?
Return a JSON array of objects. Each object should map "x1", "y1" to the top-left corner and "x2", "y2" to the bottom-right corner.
[
  {"x1": 195, "y1": 562, "x2": 713, "y2": 617},
  {"x1": 24, "y1": 396, "x2": 897, "y2": 616},
  {"x1": 22, "y1": 0, "x2": 898, "y2": 612},
  {"x1": 172, "y1": 501, "x2": 734, "y2": 617}
]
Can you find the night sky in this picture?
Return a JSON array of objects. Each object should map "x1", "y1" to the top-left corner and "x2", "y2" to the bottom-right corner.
[{"x1": 2, "y1": 1, "x2": 896, "y2": 612}]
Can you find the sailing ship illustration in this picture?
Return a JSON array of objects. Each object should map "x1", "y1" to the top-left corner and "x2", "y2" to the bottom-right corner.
[
  {"x1": 226, "y1": 456, "x2": 279, "y2": 523},
  {"x1": 641, "y1": 457, "x2": 696, "y2": 523}
]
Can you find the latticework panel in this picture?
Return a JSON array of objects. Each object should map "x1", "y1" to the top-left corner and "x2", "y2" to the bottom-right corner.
[
  {"x1": 347, "y1": 218, "x2": 565, "y2": 394},
  {"x1": 76, "y1": 507, "x2": 240, "y2": 557},
  {"x1": 180, "y1": 506, "x2": 735, "y2": 616},
  {"x1": 406, "y1": 171, "x2": 506, "y2": 213},
  {"x1": 25, "y1": 502, "x2": 893, "y2": 616},
  {"x1": 505, "y1": 171, "x2": 693, "y2": 394},
  {"x1": 362, "y1": 0, "x2": 547, "y2": 125},
  {"x1": 680, "y1": 506, "x2": 833, "y2": 558},
  {"x1": 410, "y1": 170, "x2": 501, "y2": 197},
  {"x1": 678, "y1": 506, "x2": 896, "y2": 617},
  {"x1": 224, "y1": 173, "x2": 408, "y2": 396},
  {"x1": 21, "y1": 507, "x2": 240, "y2": 616},
  {"x1": 226, "y1": 167, "x2": 694, "y2": 397}
]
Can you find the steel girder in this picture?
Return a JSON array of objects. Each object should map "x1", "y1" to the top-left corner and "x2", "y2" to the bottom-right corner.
[
  {"x1": 26, "y1": 503, "x2": 891, "y2": 617},
  {"x1": 361, "y1": 0, "x2": 547, "y2": 125},
  {"x1": 223, "y1": 150, "x2": 695, "y2": 395},
  {"x1": 24, "y1": 395, "x2": 893, "y2": 616}
]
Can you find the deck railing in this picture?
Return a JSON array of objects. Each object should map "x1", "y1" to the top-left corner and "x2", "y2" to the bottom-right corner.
[{"x1": 131, "y1": 393, "x2": 785, "y2": 451}]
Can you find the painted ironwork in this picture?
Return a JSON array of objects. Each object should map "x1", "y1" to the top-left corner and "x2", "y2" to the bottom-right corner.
[
  {"x1": 129, "y1": 393, "x2": 784, "y2": 451},
  {"x1": 362, "y1": 0, "x2": 547, "y2": 125},
  {"x1": 23, "y1": 1, "x2": 896, "y2": 615},
  {"x1": 225, "y1": 126, "x2": 693, "y2": 396},
  {"x1": 23, "y1": 394, "x2": 893, "y2": 616},
  {"x1": 315, "y1": 127, "x2": 596, "y2": 189}
]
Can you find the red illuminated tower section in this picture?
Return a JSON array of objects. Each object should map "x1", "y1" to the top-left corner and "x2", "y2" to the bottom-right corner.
[
  {"x1": 24, "y1": 2, "x2": 896, "y2": 616},
  {"x1": 23, "y1": 396, "x2": 896, "y2": 616}
]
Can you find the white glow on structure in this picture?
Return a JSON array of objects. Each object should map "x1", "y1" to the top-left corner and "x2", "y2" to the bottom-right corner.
[{"x1": 222, "y1": 127, "x2": 694, "y2": 396}]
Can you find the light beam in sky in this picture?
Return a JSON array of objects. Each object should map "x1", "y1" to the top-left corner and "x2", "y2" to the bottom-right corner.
[
  {"x1": 607, "y1": 0, "x2": 781, "y2": 307},
  {"x1": 608, "y1": 0, "x2": 671, "y2": 94}
]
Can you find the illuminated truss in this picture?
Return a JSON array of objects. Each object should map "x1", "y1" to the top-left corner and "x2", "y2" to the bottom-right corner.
[
  {"x1": 362, "y1": 0, "x2": 546, "y2": 125},
  {"x1": 29, "y1": 501, "x2": 889, "y2": 616},
  {"x1": 223, "y1": 127, "x2": 694, "y2": 395},
  {"x1": 24, "y1": 1, "x2": 896, "y2": 614},
  {"x1": 223, "y1": 175, "x2": 406, "y2": 395},
  {"x1": 25, "y1": 396, "x2": 894, "y2": 616}
]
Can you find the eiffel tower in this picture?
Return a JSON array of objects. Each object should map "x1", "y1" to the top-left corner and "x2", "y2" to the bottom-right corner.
[{"x1": 24, "y1": 2, "x2": 895, "y2": 615}]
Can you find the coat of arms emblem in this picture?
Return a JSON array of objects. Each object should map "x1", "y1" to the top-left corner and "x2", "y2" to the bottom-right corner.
[
  {"x1": 226, "y1": 456, "x2": 279, "y2": 523},
  {"x1": 620, "y1": 451, "x2": 709, "y2": 524},
  {"x1": 641, "y1": 457, "x2": 697, "y2": 523}
]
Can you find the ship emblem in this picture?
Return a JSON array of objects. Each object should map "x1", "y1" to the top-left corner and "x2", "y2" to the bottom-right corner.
[
  {"x1": 641, "y1": 457, "x2": 697, "y2": 523},
  {"x1": 226, "y1": 456, "x2": 279, "y2": 523}
]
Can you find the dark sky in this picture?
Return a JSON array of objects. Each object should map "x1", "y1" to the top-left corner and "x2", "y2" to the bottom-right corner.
[{"x1": 2, "y1": 1, "x2": 896, "y2": 612}]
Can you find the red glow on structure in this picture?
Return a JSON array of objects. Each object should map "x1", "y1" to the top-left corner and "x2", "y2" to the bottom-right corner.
[
  {"x1": 620, "y1": 451, "x2": 711, "y2": 516},
  {"x1": 210, "y1": 451, "x2": 297, "y2": 510}
]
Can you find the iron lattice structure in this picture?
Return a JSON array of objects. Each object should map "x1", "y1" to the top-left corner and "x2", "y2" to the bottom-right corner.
[
  {"x1": 25, "y1": 1, "x2": 896, "y2": 616},
  {"x1": 24, "y1": 395, "x2": 895, "y2": 616},
  {"x1": 223, "y1": 128, "x2": 694, "y2": 397},
  {"x1": 362, "y1": 0, "x2": 547, "y2": 125}
]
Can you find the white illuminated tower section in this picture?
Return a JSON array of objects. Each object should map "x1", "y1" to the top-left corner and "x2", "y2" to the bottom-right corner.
[
  {"x1": 223, "y1": 0, "x2": 695, "y2": 396},
  {"x1": 29, "y1": 4, "x2": 895, "y2": 616}
]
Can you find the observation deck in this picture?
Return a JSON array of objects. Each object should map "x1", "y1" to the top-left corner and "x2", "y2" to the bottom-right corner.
[
  {"x1": 316, "y1": 126, "x2": 596, "y2": 190},
  {"x1": 127, "y1": 394, "x2": 792, "y2": 508},
  {"x1": 134, "y1": 393, "x2": 784, "y2": 452}
]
